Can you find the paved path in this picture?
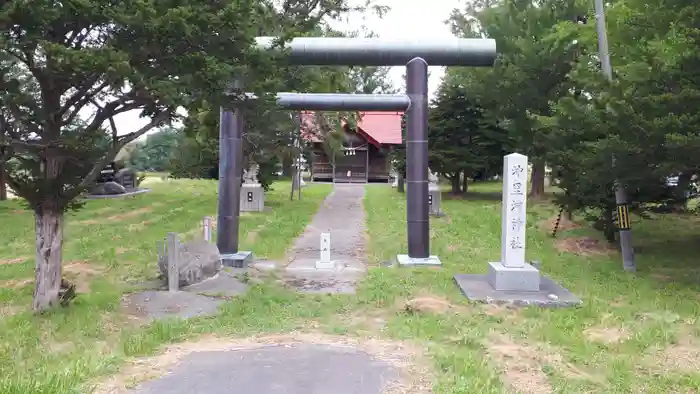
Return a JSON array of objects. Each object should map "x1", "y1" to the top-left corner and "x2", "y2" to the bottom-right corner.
[
  {"x1": 122, "y1": 185, "x2": 406, "y2": 394},
  {"x1": 132, "y1": 343, "x2": 396, "y2": 394},
  {"x1": 281, "y1": 184, "x2": 367, "y2": 293}
]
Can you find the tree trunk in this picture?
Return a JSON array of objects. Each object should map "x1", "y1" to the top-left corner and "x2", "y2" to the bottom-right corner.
[
  {"x1": 450, "y1": 174, "x2": 461, "y2": 194},
  {"x1": 0, "y1": 162, "x2": 6, "y2": 201},
  {"x1": 603, "y1": 208, "x2": 616, "y2": 243},
  {"x1": 290, "y1": 164, "x2": 297, "y2": 200},
  {"x1": 33, "y1": 207, "x2": 65, "y2": 312},
  {"x1": 529, "y1": 161, "x2": 546, "y2": 199},
  {"x1": 282, "y1": 156, "x2": 293, "y2": 177},
  {"x1": 461, "y1": 170, "x2": 469, "y2": 193},
  {"x1": 397, "y1": 172, "x2": 405, "y2": 193}
]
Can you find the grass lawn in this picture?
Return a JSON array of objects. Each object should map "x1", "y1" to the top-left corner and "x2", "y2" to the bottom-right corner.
[
  {"x1": 363, "y1": 181, "x2": 700, "y2": 393},
  {"x1": 0, "y1": 179, "x2": 332, "y2": 393},
  {"x1": 1, "y1": 179, "x2": 699, "y2": 393}
]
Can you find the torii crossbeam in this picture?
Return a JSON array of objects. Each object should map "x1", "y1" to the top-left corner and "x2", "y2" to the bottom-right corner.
[{"x1": 217, "y1": 36, "x2": 496, "y2": 267}]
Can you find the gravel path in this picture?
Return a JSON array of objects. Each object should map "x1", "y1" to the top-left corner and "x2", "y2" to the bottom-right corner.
[{"x1": 282, "y1": 184, "x2": 367, "y2": 293}]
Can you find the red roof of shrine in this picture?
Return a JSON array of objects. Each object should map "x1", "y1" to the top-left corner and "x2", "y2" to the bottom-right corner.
[{"x1": 300, "y1": 111, "x2": 403, "y2": 148}]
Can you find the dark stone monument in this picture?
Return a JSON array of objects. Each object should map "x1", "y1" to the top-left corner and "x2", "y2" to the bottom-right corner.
[
  {"x1": 115, "y1": 168, "x2": 137, "y2": 189},
  {"x1": 157, "y1": 238, "x2": 223, "y2": 288},
  {"x1": 87, "y1": 164, "x2": 149, "y2": 199},
  {"x1": 97, "y1": 162, "x2": 117, "y2": 183},
  {"x1": 91, "y1": 181, "x2": 127, "y2": 195}
]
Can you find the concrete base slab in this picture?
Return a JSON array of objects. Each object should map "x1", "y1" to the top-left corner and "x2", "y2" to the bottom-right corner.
[
  {"x1": 132, "y1": 343, "x2": 398, "y2": 394},
  {"x1": 396, "y1": 254, "x2": 442, "y2": 266},
  {"x1": 286, "y1": 257, "x2": 365, "y2": 272},
  {"x1": 85, "y1": 188, "x2": 151, "y2": 199},
  {"x1": 281, "y1": 267, "x2": 365, "y2": 294},
  {"x1": 487, "y1": 261, "x2": 540, "y2": 292},
  {"x1": 251, "y1": 260, "x2": 277, "y2": 271},
  {"x1": 453, "y1": 274, "x2": 582, "y2": 307},
  {"x1": 221, "y1": 251, "x2": 253, "y2": 268},
  {"x1": 183, "y1": 272, "x2": 248, "y2": 298},
  {"x1": 315, "y1": 260, "x2": 335, "y2": 269},
  {"x1": 122, "y1": 290, "x2": 223, "y2": 321}
]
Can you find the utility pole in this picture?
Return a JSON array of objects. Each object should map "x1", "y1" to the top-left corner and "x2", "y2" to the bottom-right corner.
[{"x1": 593, "y1": 0, "x2": 636, "y2": 271}]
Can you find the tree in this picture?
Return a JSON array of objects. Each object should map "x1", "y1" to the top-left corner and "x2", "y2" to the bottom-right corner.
[
  {"x1": 544, "y1": 0, "x2": 700, "y2": 239},
  {"x1": 447, "y1": 0, "x2": 587, "y2": 199},
  {"x1": 391, "y1": 113, "x2": 407, "y2": 193},
  {"x1": 0, "y1": 0, "x2": 306, "y2": 312},
  {"x1": 169, "y1": 57, "x2": 358, "y2": 188},
  {"x1": 428, "y1": 83, "x2": 511, "y2": 194},
  {"x1": 348, "y1": 66, "x2": 396, "y2": 94},
  {"x1": 127, "y1": 128, "x2": 182, "y2": 172},
  {"x1": 171, "y1": 19, "x2": 395, "y2": 189},
  {"x1": 450, "y1": 0, "x2": 700, "y2": 246}
]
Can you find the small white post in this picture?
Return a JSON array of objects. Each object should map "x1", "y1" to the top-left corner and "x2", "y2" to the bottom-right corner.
[
  {"x1": 167, "y1": 232, "x2": 179, "y2": 292},
  {"x1": 315, "y1": 232, "x2": 334, "y2": 269},
  {"x1": 501, "y1": 153, "x2": 528, "y2": 268},
  {"x1": 203, "y1": 216, "x2": 212, "y2": 242}
]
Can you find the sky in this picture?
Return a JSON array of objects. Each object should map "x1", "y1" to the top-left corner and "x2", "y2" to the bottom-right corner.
[{"x1": 112, "y1": 0, "x2": 464, "y2": 137}]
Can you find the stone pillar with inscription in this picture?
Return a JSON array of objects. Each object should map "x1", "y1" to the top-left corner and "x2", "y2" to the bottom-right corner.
[
  {"x1": 487, "y1": 153, "x2": 540, "y2": 291},
  {"x1": 240, "y1": 163, "x2": 265, "y2": 212}
]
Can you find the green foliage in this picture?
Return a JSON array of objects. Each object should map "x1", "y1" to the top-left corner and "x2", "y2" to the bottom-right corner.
[
  {"x1": 170, "y1": 21, "x2": 396, "y2": 188},
  {"x1": 0, "y1": 0, "x2": 270, "y2": 212},
  {"x1": 428, "y1": 83, "x2": 512, "y2": 191},
  {"x1": 389, "y1": 113, "x2": 407, "y2": 179},
  {"x1": 0, "y1": 0, "x2": 387, "y2": 310},
  {"x1": 124, "y1": 128, "x2": 183, "y2": 172},
  {"x1": 446, "y1": 0, "x2": 700, "y2": 238}
]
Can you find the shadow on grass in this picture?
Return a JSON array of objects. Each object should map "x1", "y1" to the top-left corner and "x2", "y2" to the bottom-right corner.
[{"x1": 634, "y1": 234, "x2": 700, "y2": 286}]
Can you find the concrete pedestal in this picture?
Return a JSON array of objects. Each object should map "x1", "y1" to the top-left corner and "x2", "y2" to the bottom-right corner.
[
  {"x1": 453, "y1": 273, "x2": 582, "y2": 307},
  {"x1": 240, "y1": 184, "x2": 264, "y2": 212},
  {"x1": 396, "y1": 254, "x2": 441, "y2": 266},
  {"x1": 221, "y1": 251, "x2": 253, "y2": 268},
  {"x1": 315, "y1": 260, "x2": 336, "y2": 269},
  {"x1": 487, "y1": 262, "x2": 540, "y2": 292}
]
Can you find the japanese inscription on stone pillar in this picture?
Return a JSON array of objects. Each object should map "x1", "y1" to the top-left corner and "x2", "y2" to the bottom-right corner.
[
  {"x1": 320, "y1": 232, "x2": 331, "y2": 262},
  {"x1": 500, "y1": 153, "x2": 528, "y2": 268}
]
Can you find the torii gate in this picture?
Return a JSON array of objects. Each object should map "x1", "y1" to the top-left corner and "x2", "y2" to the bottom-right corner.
[{"x1": 217, "y1": 37, "x2": 496, "y2": 267}]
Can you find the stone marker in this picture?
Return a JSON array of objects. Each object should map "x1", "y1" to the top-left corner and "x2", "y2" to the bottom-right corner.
[
  {"x1": 487, "y1": 153, "x2": 540, "y2": 291},
  {"x1": 315, "y1": 232, "x2": 335, "y2": 269},
  {"x1": 167, "y1": 232, "x2": 179, "y2": 292},
  {"x1": 428, "y1": 169, "x2": 444, "y2": 217},
  {"x1": 97, "y1": 162, "x2": 117, "y2": 183},
  {"x1": 203, "y1": 216, "x2": 213, "y2": 242},
  {"x1": 240, "y1": 163, "x2": 265, "y2": 212},
  {"x1": 158, "y1": 237, "x2": 222, "y2": 288},
  {"x1": 454, "y1": 153, "x2": 581, "y2": 307},
  {"x1": 115, "y1": 167, "x2": 137, "y2": 189},
  {"x1": 452, "y1": 152, "x2": 581, "y2": 307},
  {"x1": 91, "y1": 181, "x2": 126, "y2": 195}
]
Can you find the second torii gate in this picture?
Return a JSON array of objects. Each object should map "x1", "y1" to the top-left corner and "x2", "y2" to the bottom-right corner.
[{"x1": 217, "y1": 37, "x2": 496, "y2": 267}]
